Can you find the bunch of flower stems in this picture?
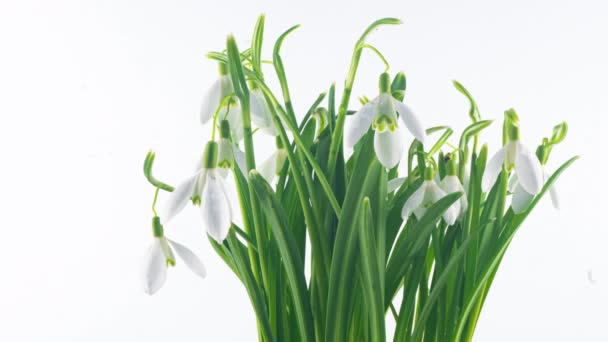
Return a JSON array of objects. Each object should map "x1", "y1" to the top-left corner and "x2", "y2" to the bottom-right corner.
[{"x1": 141, "y1": 15, "x2": 577, "y2": 342}]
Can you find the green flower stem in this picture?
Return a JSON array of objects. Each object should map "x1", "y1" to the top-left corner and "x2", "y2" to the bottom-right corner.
[{"x1": 143, "y1": 151, "x2": 174, "y2": 192}]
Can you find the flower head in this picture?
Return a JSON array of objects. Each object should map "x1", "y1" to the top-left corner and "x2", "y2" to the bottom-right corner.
[
  {"x1": 438, "y1": 158, "x2": 468, "y2": 218},
  {"x1": 142, "y1": 217, "x2": 206, "y2": 295},
  {"x1": 200, "y1": 63, "x2": 234, "y2": 125},
  {"x1": 482, "y1": 111, "x2": 543, "y2": 196},
  {"x1": 250, "y1": 85, "x2": 277, "y2": 136},
  {"x1": 401, "y1": 168, "x2": 459, "y2": 225},
  {"x1": 345, "y1": 73, "x2": 426, "y2": 169},
  {"x1": 258, "y1": 137, "x2": 288, "y2": 184},
  {"x1": 163, "y1": 141, "x2": 233, "y2": 242}
]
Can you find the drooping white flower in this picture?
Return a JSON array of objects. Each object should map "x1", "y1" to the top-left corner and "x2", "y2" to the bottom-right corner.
[
  {"x1": 387, "y1": 177, "x2": 407, "y2": 193},
  {"x1": 250, "y1": 87, "x2": 277, "y2": 136},
  {"x1": 509, "y1": 165, "x2": 559, "y2": 214},
  {"x1": 439, "y1": 175, "x2": 468, "y2": 218},
  {"x1": 345, "y1": 73, "x2": 426, "y2": 169},
  {"x1": 212, "y1": 96, "x2": 244, "y2": 143},
  {"x1": 200, "y1": 65, "x2": 233, "y2": 125},
  {"x1": 401, "y1": 169, "x2": 459, "y2": 225},
  {"x1": 142, "y1": 217, "x2": 206, "y2": 295},
  {"x1": 216, "y1": 120, "x2": 247, "y2": 178},
  {"x1": 163, "y1": 141, "x2": 233, "y2": 242},
  {"x1": 482, "y1": 133, "x2": 543, "y2": 196},
  {"x1": 438, "y1": 158, "x2": 468, "y2": 218},
  {"x1": 259, "y1": 141, "x2": 288, "y2": 184}
]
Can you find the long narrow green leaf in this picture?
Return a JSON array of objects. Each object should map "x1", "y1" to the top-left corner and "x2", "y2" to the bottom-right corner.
[
  {"x1": 249, "y1": 171, "x2": 315, "y2": 342},
  {"x1": 358, "y1": 198, "x2": 385, "y2": 342}
]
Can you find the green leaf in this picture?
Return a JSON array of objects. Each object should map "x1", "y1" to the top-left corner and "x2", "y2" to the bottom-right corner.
[
  {"x1": 357, "y1": 198, "x2": 385, "y2": 342},
  {"x1": 249, "y1": 171, "x2": 316, "y2": 342},
  {"x1": 325, "y1": 131, "x2": 382, "y2": 342},
  {"x1": 251, "y1": 14, "x2": 265, "y2": 77}
]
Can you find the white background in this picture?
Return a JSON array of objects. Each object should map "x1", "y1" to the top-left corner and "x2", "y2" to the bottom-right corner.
[{"x1": 0, "y1": 0, "x2": 606, "y2": 341}]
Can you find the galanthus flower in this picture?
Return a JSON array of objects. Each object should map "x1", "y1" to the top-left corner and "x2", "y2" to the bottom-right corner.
[
  {"x1": 142, "y1": 216, "x2": 206, "y2": 295},
  {"x1": 250, "y1": 84, "x2": 277, "y2": 136},
  {"x1": 214, "y1": 96, "x2": 244, "y2": 142},
  {"x1": 217, "y1": 120, "x2": 247, "y2": 178},
  {"x1": 163, "y1": 141, "x2": 233, "y2": 242},
  {"x1": 509, "y1": 148, "x2": 559, "y2": 214},
  {"x1": 482, "y1": 118, "x2": 543, "y2": 198},
  {"x1": 259, "y1": 137, "x2": 288, "y2": 184},
  {"x1": 200, "y1": 63, "x2": 234, "y2": 125},
  {"x1": 438, "y1": 158, "x2": 468, "y2": 218},
  {"x1": 401, "y1": 168, "x2": 459, "y2": 225},
  {"x1": 345, "y1": 72, "x2": 426, "y2": 169}
]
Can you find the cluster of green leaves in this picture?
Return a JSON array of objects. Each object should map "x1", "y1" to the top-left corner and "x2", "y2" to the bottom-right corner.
[{"x1": 156, "y1": 15, "x2": 577, "y2": 342}]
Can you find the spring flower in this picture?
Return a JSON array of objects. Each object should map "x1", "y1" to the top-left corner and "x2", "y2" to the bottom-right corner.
[
  {"x1": 345, "y1": 73, "x2": 426, "y2": 169},
  {"x1": 217, "y1": 120, "x2": 247, "y2": 178},
  {"x1": 250, "y1": 85, "x2": 277, "y2": 136},
  {"x1": 163, "y1": 141, "x2": 233, "y2": 242},
  {"x1": 200, "y1": 63, "x2": 234, "y2": 126},
  {"x1": 401, "y1": 168, "x2": 459, "y2": 225},
  {"x1": 509, "y1": 163, "x2": 559, "y2": 214},
  {"x1": 482, "y1": 118, "x2": 543, "y2": 197},
  {"x1": 142, "y1": 217, "x2": 206, "y2": 295},
  {"x1": 259, "y1": 137, "x2": 288, "y2": 184},
  {"x1": 439, "y1": 158, "x2": 468, "y2": 218}
]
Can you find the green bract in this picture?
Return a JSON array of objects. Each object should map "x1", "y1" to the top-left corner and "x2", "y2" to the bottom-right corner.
[{"x1": 141, "y1": 14, "x2": 577, "y2": 342}]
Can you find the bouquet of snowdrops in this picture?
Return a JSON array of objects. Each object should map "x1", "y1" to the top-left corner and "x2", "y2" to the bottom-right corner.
[{"x1": 140, "y1": 15, "x2": 577, "y2": 342}]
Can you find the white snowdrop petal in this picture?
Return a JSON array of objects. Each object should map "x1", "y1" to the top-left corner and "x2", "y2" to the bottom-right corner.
[
  {"x1": 168, "y1": 239, "x2": 207, "y2": 278},
  {"x1": 401, "y1": 183, "x2": 427, "y2": 219},
  {"x1": 258, "y1": 152, "x2": 278, "y2": 184},
  {"x1": 440, "y1": 176, "x2": 468, "y2": 217},
  {"x1": 201, "y1": 172, "x2": 232, "y2": 243},
  {"x1": 482, "y1": 146, "x2": 507, "y2": 192},
  {"x1": 250, "y1": 89, "x2": 276, "y2": 135},
  {"x1": 344, "y1": 99, "x2": 377, "y2": 148},
  {"x1": 515, "y1": 143, "x2": 544, "y2": 195},
  {"x1": 142, "y1": 240, "x2": 167, "y2": 295},
  {"x1": 219, "y1": 102, "x2": 244, "y2": 142},
  {"x1": 373, "y1": 128, "x2": 404, "y2": 169},
  {"x1": 511, "y1": 183, "x2": 535, "y2": 214},
  {"x1": 392, "y1": 99, "x2": 426, "y2": 146},
  {"x1": 232, "y1": 146, "x2": 247, "y2": 176},
  {"x1": 200, "y1": 78, "x2": 222, "y2": 124},
  {"x1": 508, "y1": 173, "x2": 519, "y2": 193},
  {"x1": 427, "y1": 182, "x2": 447, "y2": 203},
  {"x1": 387, "y1": 177, "x2": 406, "y2": 193},
  {"x1": 162, "y1": 174, "x2": 197, "y2": 223}
]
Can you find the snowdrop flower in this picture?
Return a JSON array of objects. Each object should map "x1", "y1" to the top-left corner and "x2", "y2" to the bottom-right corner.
[
  {"x1": 217, "y1": 120, "x2": 247, "y2": 178},
  {"x1": 509, "y1": 158, "x2": 559, "y2": 214},
  {"x1": 345, "y1": 73, "x2": 426, "y2": 169},
  {"x1": 401, "y1": 168, "x2": 460, "y2": 225},
  {"x1": 250, "y1": 84, "x2": 277, "y2": 136},
  {"x1": 142, "y1": 216, "x2": 206, "y2": 295},
  {"x1": 438, "y1": 158, "x2": 468, "y2": 218},
  {"x1": 201, "y1": 63, "x2": 234, "y2": 125},
  {"x1": 482, "y1": 115, "x2": 543, "y2": 198},
  {"x1": 259, "y1": 137, "x2": 288, "y2": 184},
  {"x1": 163, "y1": 141, "x2": 233, "y2": 242}
]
